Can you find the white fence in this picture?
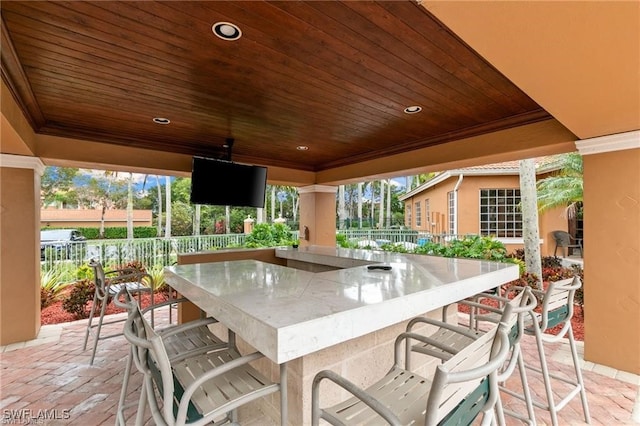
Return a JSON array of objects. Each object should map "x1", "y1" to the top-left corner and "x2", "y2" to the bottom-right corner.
[
  {"x1": 337, "y1": 229, "x2": 472, "y2": 246},
  {"x1": 42, "y1": 229, "x2": 470, "y2": 282},
  {"x1": 41, "y1": 234, "x2": 249, "y2": 273}
]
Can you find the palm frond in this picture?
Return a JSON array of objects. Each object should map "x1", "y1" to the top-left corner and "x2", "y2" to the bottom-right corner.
[{"x1": 536, "y1": 153, "x2": 583, "y2": 217}]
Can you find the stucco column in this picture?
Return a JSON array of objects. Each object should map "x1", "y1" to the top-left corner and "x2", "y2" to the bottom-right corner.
[
  {"x1": 576, "y1": 131, "x2": 640, "y2": 374},
  {"x1": 0, "y1": 154, "x2": 44, "y2": 345},
  {"x1": 297, "y1": 185, "x2": 337, "y2": 247}
]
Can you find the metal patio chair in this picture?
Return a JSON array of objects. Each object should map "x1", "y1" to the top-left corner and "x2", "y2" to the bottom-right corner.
[
  {"x1": 552, "y1": 230, "x2": 583, "y2": 257},
  {"x1": 122, "y1": 292, "x2": 287, "y2": 426},
  {"x1": 504, "y1": 276, "x2": 591, "y2": 426},
  {"x1": 113, "y1": 290, "x2": 231, "y2": 426},
  {"x1": 82, "y1": 259, "x2": 153, "y2": 365},
  {"x1": 311, "y1": 321, "x2": 510, "y2": 426},
  {"x1": 405, "y1": 286, "x2": 538, "y2": 425}
]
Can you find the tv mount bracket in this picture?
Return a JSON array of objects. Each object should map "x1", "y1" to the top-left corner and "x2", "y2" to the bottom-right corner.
[{"x1": 223, "y1": 138, "x2": 234, "y2": 161}]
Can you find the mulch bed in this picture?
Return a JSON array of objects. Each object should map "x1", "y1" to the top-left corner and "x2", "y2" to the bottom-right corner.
[{"x1": 41, "y1": 292, "x2": 169, "y2": 325}]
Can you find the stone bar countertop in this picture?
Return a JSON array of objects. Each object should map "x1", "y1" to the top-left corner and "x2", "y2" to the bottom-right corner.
[{"x1": 165, "y1": 246, "x2": 519, "y2": 364}]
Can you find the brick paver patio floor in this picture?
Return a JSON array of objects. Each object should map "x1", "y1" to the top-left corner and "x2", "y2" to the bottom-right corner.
[{"x1": 1, "y1": 306, "x2": 638, "y2": 425}]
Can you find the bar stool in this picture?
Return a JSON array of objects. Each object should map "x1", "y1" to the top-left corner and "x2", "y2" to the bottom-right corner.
[
  {"x1": 82, "y1": 259, "x2": 153, "y2": 365},
  {"x1": 113, "y1": 289, "x2": 231, "y2": 425},
  {"x1": 406, "y1": 286, "x2": 538, "y2": 425},
  {"x1": 120, "y1": 290, "x2": 288, "y2": 426},
  {"x1": 312, "y1": 321, "x2": 511, "y2": 425},
  {"x1": 507, "y1": 276, "x2": 591, "y2": 425}
]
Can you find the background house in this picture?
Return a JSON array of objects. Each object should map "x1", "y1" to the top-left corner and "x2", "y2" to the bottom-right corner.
[
  {"x1": 399, "y1": 157, "x2": 580, "y2": 256},
  {"x1": 40, "y1": 208, "x2": 153, "y2": 229}
]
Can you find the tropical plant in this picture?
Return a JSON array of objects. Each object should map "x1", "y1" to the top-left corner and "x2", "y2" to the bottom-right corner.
[
  {"x1": 244, "y1": 223, "x2": 295, "y2": 248},
  {"x1": 537, "y1": 153, "x2": 583, "y2": 218},
  {"x1": 336, "y1": 233, "x2": 350, "y2": 248},
  {"x1": 147, "y1": 264, "x2": 166, "y2": 292},
  {"x1": 413, "y1": 235, "x2": 509, "y2": 262},
  {"x1": 40, "y1": 269, "x2": 71, "y2": 308},
  {"x1": 62, "y1": 279, "x2": 95, "y2": 319}
]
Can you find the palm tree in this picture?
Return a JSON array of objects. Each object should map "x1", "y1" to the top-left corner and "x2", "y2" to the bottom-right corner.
[
  {"x1": 165, "y1": 176, "x2": 172, "y2": 238},
  {"x1": 519, "y1": 159, "x2": 543, "y2": 289},
  {"x1": 537, "y1": 153, "x2": 583, "y2": 218},
  {"x1": 357, "y1": 182, "x2": 363, "y2": 228},
  {"x1": 338, "y1": 185, "x2": 346, "y2": 229},
  {"x1": 127, "y1": 172, "x2": 134, "y2": 239}
]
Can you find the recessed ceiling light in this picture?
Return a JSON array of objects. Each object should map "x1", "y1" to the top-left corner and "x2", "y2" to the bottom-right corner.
[
  {"x1": 212, "y1": 22, "x2": 242, "y2": 41},
  {"x1": 153, "y1": 117, "x2": 170, "y2": 124},
  {"x1": 404, "y1": 106, "x2": 422, "y2": 114},
  {"x1": 296, "y1": 145, "x2": 309, "y2": 151}
]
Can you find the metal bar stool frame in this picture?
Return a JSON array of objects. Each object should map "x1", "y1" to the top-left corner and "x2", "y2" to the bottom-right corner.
[
  {"x1": 502, "y1": 276, "x2": 591, "y2": 426},
  {"x1": 311, "y1": 321, "x2": 511, "y2": 426},
  {"x1": 406, "y1": 286, "x2": 538, "y2": 425},
  {"x1": 121, "y1": 293, "x2": 288, "y2": 426},
  {"x1": 113, "y1": 290, "x2": 231, "y2": 426},
  {"x1": 82, "y1": 259, "x2": 153, "y2": 365}
]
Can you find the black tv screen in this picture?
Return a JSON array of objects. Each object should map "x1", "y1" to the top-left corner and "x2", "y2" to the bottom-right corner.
[{"x1": 190, "y1": 157, "x2": 267, "y2": 208}]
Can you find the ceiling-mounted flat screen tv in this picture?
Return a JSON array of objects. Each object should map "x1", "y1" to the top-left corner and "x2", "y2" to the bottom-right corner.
[{"x1": 190, "y1": 157, "x2": 267, "y2": 208}]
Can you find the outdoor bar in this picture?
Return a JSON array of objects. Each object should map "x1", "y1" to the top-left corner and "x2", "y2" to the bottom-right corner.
[{"x1": 165, "y1": 246, "x2": 519, "y2": 425}]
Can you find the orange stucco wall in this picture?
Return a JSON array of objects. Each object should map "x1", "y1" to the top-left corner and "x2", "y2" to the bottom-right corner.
[
  {"x1": 583, "y1": 148, "x2": 640, "y2": 374},
  {"x1": 40, "y1": 209, "x2": 153, "y2": 229},
  {"x1": 404, "y1": 174, "x2": 569, "y2": 256},
  {"x1": 0, "y1": 167, "x2": 40, "y2": 344},
  {"x1": 298, "y1": 187, "x2": 337, "y2": 248}
]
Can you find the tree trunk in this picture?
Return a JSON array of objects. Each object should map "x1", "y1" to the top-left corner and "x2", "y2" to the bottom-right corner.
[
  {"x1": 156, "y1": 176, "x2": 163, "y2": 237},
  {"x1": 291, "y1": 189, "x2": 299, "y2": 223},
  {"x1": 357, "y1": 183, "x2": 363, "y2": 228},
  {"x1": 127, "y1": 172, "x2": 134, "y2": 239},
  {"x1": 194, "y1": 204, "x2": 201, "y2": 236},
  {"x1": 271, "y1": 186, "x2": 276, "y2": 222},
  {"x1": 99, "y1": 202, "x2": 106, "y2": 238},
  {"x1": 519, "y1": 159, "x2": 543, "y2": 289},
  {"x1": 164, "y1": 176, "x2": 172, "y2": 238},
  {"x1": 225, "y1": 206, "x2": 231, "y2": 234},
  {"x1": 386, "y1": 179, "x2": 391, "y2": 227},
  {"x1": 338, "y1": 185, "x2": 346, "y2": 229},
  {"x1": 378, "y1": 180, "x2": 385, "y2": 228},
  {"x1": 369, "y1": 182, "x2": 375, "y2": 226}
]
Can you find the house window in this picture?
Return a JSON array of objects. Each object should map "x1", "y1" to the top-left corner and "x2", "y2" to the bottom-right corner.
[
  {"x1": 424, "y1": 199, "x2": 431, "y2": 230},
  {"x1": 415, "y1": 201, "x2": 422, "y2": 227},
  {"x1": 406, "y1": 203, "x2": 412, "y2": 227},
  {"x1": 447, "y1": 192, "x2": 455, "y2": 234},
  {"x1": 479, "y1": 189, "x2": 523, "y2": 237}
]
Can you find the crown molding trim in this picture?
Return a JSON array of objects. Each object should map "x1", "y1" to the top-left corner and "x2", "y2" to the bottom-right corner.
[
  {"x1": 575, "y1": 130, "x2": 640, "y2": 156},
  {"x1": 0, "y1": 154, "x2": 45, "y2": 175},
  {"x1": 298, "y1": 185, "x2": 338, "y2": 194}
]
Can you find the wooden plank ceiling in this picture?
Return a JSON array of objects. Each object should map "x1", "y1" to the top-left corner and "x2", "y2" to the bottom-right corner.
[{"x1": 1, "y1": 1, "x2": 549, "y2": 172}]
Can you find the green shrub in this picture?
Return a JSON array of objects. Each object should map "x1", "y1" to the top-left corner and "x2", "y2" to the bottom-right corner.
[
  {"x1": 40, "y1": 269, "x2": 71, "y2": 308},
  {"x1": 75, "y1": 264, "x2": 94, "y2": 281},
  {"x1": 244, "y1": 223, "x2": 295, "y2": 248},
  {"x1": 147, "y1": 264, "x2": 165, "y2": 292},
  {"x1": 336, "y1": 233, "x2": 349, "y2": 248},
  {"x1": 42, "y1": 226, "x2": 158, "y2": 240},
  {"x1": 380, "y1": 242, "x2": 408, "y2": 253},
  {"x1": 541, "y1": 256, "x2": 563, "y2": 268},
  {"x1": 412, "y1": 236, "x2": 508, "y2": 262},
  {"x1": 62, "y1": 279, "x2": 95, "y2": 319}
]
